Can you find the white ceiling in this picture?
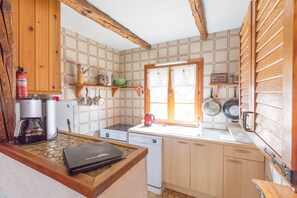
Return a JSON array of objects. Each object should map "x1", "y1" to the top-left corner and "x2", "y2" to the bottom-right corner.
[{"x1": 61, "y1": 0, "x2": 250, "y2": 51}]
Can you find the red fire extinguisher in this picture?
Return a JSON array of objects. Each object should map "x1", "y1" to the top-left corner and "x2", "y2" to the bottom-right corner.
[{"x1": 16, "y1": 65, "x2": 28, "y2": 99}]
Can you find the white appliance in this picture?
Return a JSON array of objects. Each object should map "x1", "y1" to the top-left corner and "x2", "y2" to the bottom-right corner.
[
  {"x1": 56, "y1": 101, "x2": 78, "y2": 133},
  {"x1": 128, "y1": 133, "x2": 163, "y2": 195},
  {"x1": 100, "y1": 124, "x2": 134, "y2": 142}
]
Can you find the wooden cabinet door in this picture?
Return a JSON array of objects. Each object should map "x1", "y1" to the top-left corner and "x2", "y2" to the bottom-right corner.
[
  {"x1": 19, "y1": 0, "x2": 36, "y2": 91},
  {"x1": 15, "y1": 0, "x2": 61, "y2": 94},
  {"x1": 49, "y1": 0, "x2": 61, "y2": 92},
  {"x1": 239, "y1": 3, "x2": 254, "y2": 129},
  {"x1": 163, "y1": 137, "x2": 190, "y2": 188},
  {"x1": 223, "y1": 157, "x2": 264, "y2": 198},
  {"x1": 254, "y1": 0, "x2": 285, "y2": 157},
  {"x1": 191, "y1": 141, "x2": 223, "y2": 198}
]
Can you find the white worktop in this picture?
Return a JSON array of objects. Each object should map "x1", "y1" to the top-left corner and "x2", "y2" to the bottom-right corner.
[{"x1": 129, "y1": 123, "x2": 257, "y2": 148}]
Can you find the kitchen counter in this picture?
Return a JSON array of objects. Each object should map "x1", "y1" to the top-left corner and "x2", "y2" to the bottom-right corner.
[
  {"x1": 129, "y1": 124, "x2": 257, "y2": 148},
  {"x1": 0, "y1": 132, "x2": 148, "y2": 198}
]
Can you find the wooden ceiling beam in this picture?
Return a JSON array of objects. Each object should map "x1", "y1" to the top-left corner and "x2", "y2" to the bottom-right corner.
[
  {"x1": 58, "y1": 0, "x2": 151, "y2": 49},
  {"x1": 189, "y1": 0, "x2": 208, "y2": 40}
]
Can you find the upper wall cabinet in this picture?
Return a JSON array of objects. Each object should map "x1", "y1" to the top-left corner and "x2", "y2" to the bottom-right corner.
[
  {"x1": 239, "y1": 0, "x2": 297, "y2": 187},
  {"x1": 13, "y1": 0, "x2": 61, "y2": 94}
]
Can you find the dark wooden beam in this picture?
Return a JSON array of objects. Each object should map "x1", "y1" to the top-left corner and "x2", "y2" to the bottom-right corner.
[
  {"x1": 189, "y1": 0, "x2": 208, "y2": 40},
  {"x1": 59, "y1": 0, "x2": 151, "y2": 49},
  {"x1": 0, "y1": 0, "x2": 16, "y2": 142}
]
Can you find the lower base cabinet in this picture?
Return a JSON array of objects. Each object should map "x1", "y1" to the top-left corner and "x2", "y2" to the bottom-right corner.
[
  {"x1": 163, "y1": 137, "x2": 191, "y2": 189},
  {"x1": 163, "y1": 137, "x2": 264, "y2": 198},
  {"x1": 223, "y1": 157, "x2": 264, "y2": 198},
  {"x1": 191, "y1": 141, "x2": 223, "y2": 198}
]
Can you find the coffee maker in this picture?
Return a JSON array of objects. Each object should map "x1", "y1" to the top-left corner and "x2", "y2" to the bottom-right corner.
[{"x1": 14, "y1": 99, "x2": 57, "y2": 144}]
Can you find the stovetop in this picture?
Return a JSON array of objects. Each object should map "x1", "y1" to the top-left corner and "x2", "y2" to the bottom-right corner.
[{"x1": 103, "y1": 124, "x2": 135, "y2": 132}]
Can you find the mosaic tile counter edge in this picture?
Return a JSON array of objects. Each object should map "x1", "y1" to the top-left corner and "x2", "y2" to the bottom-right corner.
[{"x1": 0, "y1": 132, "x2": 148, "y2": 197}]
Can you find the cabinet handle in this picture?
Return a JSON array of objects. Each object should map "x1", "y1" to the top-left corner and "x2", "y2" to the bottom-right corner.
[
  {"x1": 177, "y1": 140, "x2": 188, "y2": 144},
  {"x1": 227, "y1": 159, "x2": 242, "y2": 164},
  {"x1": 242, "y1": 111, "x2": 253, "y2": 132},
  {"x1": 235, "y1": 149, "x2": 251, "y2": 154},
  {"x1": 193, "y1": 143, "x2": 205, "y2": 147},
  {"x1": 52, "y1": 86, "x2": 55, "y2": 89}
]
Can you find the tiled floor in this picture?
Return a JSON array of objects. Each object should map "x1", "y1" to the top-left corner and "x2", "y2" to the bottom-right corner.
[{"x1": 148, "y1": 189, "x2": 194, "y2": 198}]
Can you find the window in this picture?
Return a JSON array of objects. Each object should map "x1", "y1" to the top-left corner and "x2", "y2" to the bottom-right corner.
[{"x1": 144, "y1": 60, "x2": 203, "y2": 126}]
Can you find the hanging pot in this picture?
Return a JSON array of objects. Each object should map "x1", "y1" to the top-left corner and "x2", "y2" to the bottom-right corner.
[
  {"x1": 202, "y1": 87, "x2": 221, "y2": 116},
  {"x1": 223, "y1": 87, "x2": 239, "y2": 120}
]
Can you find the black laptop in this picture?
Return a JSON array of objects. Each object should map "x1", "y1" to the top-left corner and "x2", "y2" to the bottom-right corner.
[{"x1": 63, "y1": 142, "x2": 125, "y2": 175}]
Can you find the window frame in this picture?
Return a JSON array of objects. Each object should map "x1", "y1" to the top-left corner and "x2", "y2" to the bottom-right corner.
[{"x1": 144, "y1": 59, "x2": 204, "y2": 127}]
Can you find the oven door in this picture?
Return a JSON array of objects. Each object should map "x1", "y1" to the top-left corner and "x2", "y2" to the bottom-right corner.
[{"x1": 100, "y1": 129, "x2": 127, "y2": 142}]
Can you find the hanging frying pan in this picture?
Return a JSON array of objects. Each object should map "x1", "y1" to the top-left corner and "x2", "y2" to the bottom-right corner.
[
  {"x1": 223, "y1": 87, "x2": 239, "y2": 120},
  {"x1": 202, "y1": 87, "x2": 221, "y2": 116}
]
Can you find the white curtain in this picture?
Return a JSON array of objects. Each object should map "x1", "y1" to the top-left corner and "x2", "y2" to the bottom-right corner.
[
  {"x1": 147, "y1": 68, "x2": 169, "y2": 120},
  {"x1": 171, "y1": 65, "x2": 196, "y2": 122},
  {"x1": 171, "y1": 64, "x2": 196, "y2": 103},
  {"x1": 147, "y1": 68, "x2": 169, "y2": 103}
]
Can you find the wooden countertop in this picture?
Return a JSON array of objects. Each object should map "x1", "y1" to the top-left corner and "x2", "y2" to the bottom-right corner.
[
  {"x1": 0, "y1": 132, "x2": 148, "y2": 198},
  {"x1": 253, "y1": 179, "x2": 297, "y2": 198}
]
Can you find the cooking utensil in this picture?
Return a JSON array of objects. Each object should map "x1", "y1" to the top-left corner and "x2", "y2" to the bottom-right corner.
[
  {"x1": 223, "y1": 87, "x2": 239, "y2": 120},
  {"x1": 202, "y1": 87, "x2": 221, "y2": 116},
  {"x1": 93, "y1": 89, "x2": 100, "y2": 105},
  {"x1": 79, "y1": 87, "x2": 93, "y2": 106},
  {"x1": 85, "y1": 87, "x2": 93, "y2": 106},
  {"x1": 82, "y1": 68, "x2": 89, "y2": 74},
  {"x1": 67, "y1": 119, "x2": 72, "y2": 133},
  {"x1": 98, "y1": 89, "x2": 105, "y2": 106}
]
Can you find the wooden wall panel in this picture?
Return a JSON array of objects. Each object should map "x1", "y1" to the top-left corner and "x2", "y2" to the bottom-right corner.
[
  {"x1": 49, "y1": 0, "x2": 61, "y2": 93},
  {"x1": 0, "y1": 0, "x2": 16, "y2": 142},
  {"x1": 255, "y1": 0, "x2": 284, "y2": 156},
  {"x1": 35, "y1": 0, "x2": 49, "y2": 91},
  {"x1": 19, "y1": 0, "x2": 35, "y2": 91}
]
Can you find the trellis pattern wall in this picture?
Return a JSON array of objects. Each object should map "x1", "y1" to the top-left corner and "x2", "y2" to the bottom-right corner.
[
  {"x1": 60, "y1": 28, "x2": 121, "y2": 135},
  {"x1": 119, "y1": 29, "x2": 240, "y2": 130},
  {"x1": 60, "y1": 28, "x2": 240, "y2": 133}
]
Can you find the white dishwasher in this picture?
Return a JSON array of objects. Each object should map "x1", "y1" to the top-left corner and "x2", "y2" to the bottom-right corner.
[{"x1": 128, "y1": 133, "x2": 163, "y2": 195}]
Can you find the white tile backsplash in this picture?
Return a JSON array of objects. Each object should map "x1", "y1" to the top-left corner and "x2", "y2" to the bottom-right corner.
[{"x1": 61, "y1": 28, "x2": 239, "y2": 132}]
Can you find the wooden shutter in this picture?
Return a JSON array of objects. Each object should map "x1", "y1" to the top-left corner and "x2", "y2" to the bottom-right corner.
[
  {"x1": 254, "y1": 0, "x2": 285, "y2": 156},
  {"x1": 239, "y1": 4, "x2": 253, "y2": 126}
]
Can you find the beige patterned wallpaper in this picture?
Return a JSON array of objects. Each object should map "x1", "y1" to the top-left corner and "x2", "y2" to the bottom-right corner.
[
  {"x1": 119, "y1": 29, "x2": 240, "y2": 130},
  {"x1": 60, "y1": 28, "x2": 121, "y2": 134},
  {"x1": 61, "y1": 28, "x2": 240, "y2": 133}
]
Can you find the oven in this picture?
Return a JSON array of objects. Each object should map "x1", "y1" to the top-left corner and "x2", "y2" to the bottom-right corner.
[{"x1": 99, "y1": 124, "x2": 135, "y2": 142}]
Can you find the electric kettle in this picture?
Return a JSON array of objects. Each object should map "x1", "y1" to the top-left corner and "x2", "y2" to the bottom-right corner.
[{"x1": 144, "y1": 113, "x2": 155, "y2": 127}]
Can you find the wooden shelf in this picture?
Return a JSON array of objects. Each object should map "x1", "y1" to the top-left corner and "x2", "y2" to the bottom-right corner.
[
  {"x1": 69, "y1": 83, "x2": 142, "y2": 98},
  {"x1": 209, "y1": 83, "x2": 239, "y2": 97}
]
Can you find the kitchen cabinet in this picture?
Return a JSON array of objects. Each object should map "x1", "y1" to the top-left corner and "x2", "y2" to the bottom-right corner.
[
  {"x1": 163, "y1": 136, "x2": 265, "y2": 198},
  {"x1": 191, "y1": 141, "x2": 223, "y2": 198},
  {"x1": 223, "y1": 156, "x2": 264, "y2": 198},
  {"x1": 163, "y1": 137, "x2": 190, "y2": 189},
  {"x1": 239, "y1": 3, "x2": 254, "y2": 130},
  {"x1": 223, "y1": 145, "x2": 264, "y2": 198},
  {"x1": 238, "y1": 0, "x2": 297, "y2": 187},
  {"x1": 13, "y1": 0, "x2": 61, "y2": 94}
]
